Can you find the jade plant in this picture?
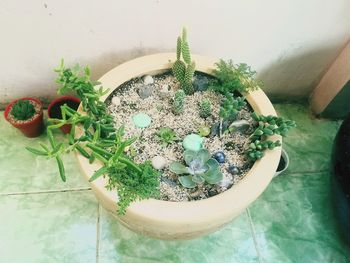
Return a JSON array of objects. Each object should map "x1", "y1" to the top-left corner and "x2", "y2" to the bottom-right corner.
[
  {"x1": 10, "y1": 100, "x2": 36, "y2": 120},
  {"x1": 172, "y1": 28, "x2": 196, "y2": 95},
  {"x1": 172, "y1": 89, "x2": 185, "y2": 115},
  {"x1": 155, "y1": 127, "x2": 178, "y2": 147},
  {"x1": 199, "y1": 99, "x2": 212, "y2": 118},
  {"x1": 169, "y1": 149, "x2": 223, "y2": 188},
  {"x1": 26, "y1": 60, "x2": 160, "y2": 215}
]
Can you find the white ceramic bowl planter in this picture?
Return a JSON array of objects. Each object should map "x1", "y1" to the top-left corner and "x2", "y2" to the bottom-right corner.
[{"x1": 76, "y1": 53, "x2": 282, "y2": 240}]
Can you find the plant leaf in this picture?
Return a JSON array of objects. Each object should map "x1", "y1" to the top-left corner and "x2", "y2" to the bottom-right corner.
[
  {"x1": 184, "y1": 150, "x2": 197, "y2": 165},
  {"x1": 56, "y1": 156, "x2": 66, "y2": 182},
  {"x1": 196, "y1": 149, "x2": 211, "y2": 164},
  {"x1": 178, "y1": 175, "x2": 197, "y2": 188},
  {"x1": 89, "y1": 166, "x2": 109, "y2": 182},
  {"x1": 25, "y1": 147, "x2": 48, "y2": 156},
  {"x1": 203, "y1": 170, "x2": 223, "y2": 184},
  {"x1": 169, "y1": 162, "x2": 188, "y2": 175},
  {"x1": 192, "y1": 174, "x2": 205, "y2": 184}
]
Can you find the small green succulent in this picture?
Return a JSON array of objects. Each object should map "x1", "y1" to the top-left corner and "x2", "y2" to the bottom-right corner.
[
  {"x1": 169, "y1": 149, "x2": 223, "y2": 188},
  {"x1": 219, "y1": 96, "x2": 246, "y2": 121},
  {"x1": 10, "y1": 100, "x2": 36, "y2": 121},
  {"x1": 156, "y1": 127, "x2": 178, "y2": 147},
  {"x1": 199, "y1": 99, "x2": 211, "y2": 118},
  {"x1": 172, "y1": 89, "x2": 185, "y2": 115}
]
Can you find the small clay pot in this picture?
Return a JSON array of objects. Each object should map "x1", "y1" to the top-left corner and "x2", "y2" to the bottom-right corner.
[
  {"x1": 4, "y1": 97, "x2": 44, "y2": 138},
  {"x1": 48, "y1": 96, "x2": 81, "y2": 134},
  {"x1": 274, "y1": 148, "x2": 289, "y2": 177}
]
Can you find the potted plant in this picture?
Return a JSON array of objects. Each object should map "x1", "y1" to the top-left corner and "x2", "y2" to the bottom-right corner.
[
  {"x1": 48, "y1": 96, "x2": 81, "y2": 134},
  {"x1": 4, "y1": 97, "x2": 44, "y2": 137},
  {"x1": 27, "y1": 28, "x2": 295, "y2": 240}
]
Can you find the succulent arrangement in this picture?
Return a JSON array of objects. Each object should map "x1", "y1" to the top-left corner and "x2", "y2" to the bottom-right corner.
[{"x1": 26, "y1": 27, "x2": 296, "y2": 214}]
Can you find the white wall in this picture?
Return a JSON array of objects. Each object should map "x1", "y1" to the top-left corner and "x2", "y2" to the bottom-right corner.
[{"x1": 0, "y1": 0, "x2": 349, "y2": 106}]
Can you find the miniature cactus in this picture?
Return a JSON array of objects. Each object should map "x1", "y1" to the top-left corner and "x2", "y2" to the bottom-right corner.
[
  {"x1": 172, "y1": 89, "x2": 185, "y2": 115},
  {"x1": 199, "y1": 99, "x2": 212, "y2": 118},
  {"x1": 172, "y1": 28, "x2": 196, "y2": 95}
]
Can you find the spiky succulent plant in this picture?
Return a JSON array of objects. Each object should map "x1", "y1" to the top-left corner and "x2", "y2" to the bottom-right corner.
[
  {"x1": 172, "y1": 28, "x2": 196, "y2": 95},
  {"x1": 199, "y1": 99, "x2": 211, "y2": 118},
  {"x1": 169, "y1": 149, "x2": 223, "y2": 188},
  {"x1": 10, "y1": 100, "x2": 36, "y2": 121},
  {"x1": 172, "y1": 89, "x2": 185, "y2": 115},
  {"x1": 156, "y1": 127, "x2": 178, "y2": 147}
]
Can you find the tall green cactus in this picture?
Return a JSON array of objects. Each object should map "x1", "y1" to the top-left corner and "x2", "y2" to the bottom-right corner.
[{"x1": 172, "y1": 28, "x2": 196, "y2": 95}]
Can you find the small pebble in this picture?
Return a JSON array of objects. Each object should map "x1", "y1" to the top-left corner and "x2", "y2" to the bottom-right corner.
[
  {"x1": 159, "y1": 84, "x2": 170, "y2": 98},
  {"x1": 151, "y1": 156, "x2": 167, "y2": 170},
  {"x1": 213, "y1": 151, "x2": 225, "y2": 163},
  {"x1": 199, "y1": 126, "x2": 211, "y2": 137},
  {"x1": 143, "y1": 75, "x2": 154, "y2": 85},
  {"x1": 183, "y1": 134, "x2": 203, "y2": 152},
  {"x1": 111, "y1": 96, "x2": 121, "y2": 107},
  {"x1": 227, "y1": 165, "x2": 239, "y2": 175},
  {"x1": 132, "y1": 113, "x2": 152, "y2": 128},
  {"x1": 138, "y1": 85, "x2": 153, "y2": 99}
]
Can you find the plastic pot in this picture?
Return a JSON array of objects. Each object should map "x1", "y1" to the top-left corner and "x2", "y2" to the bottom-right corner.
[
  {"x1": 48, "y1": 96, "x2": 81, "y2": 134},
  {"x1": 4, "y1": 97, "x2": 44, "y2": 138}
]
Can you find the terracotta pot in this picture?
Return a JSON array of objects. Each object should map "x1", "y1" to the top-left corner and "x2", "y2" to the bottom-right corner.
[
  {"x1": 4, "y1": 97, "x2": 44, "y2": 138},
  {"x1": 48, "y1": 96, "x2": 81, "y2": 134},
  {"x1": 75, "y1": 53, "x2": 282, "y2": 240}
]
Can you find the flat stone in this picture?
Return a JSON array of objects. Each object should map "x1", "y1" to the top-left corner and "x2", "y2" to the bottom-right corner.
[
  {"x1": 151, "y1": 156, "x2": 167, "y2": 170},
  {"x1": 132, "y1": 113, "x2": 151, "y2": 128},
  {"x1": 228, "y1": 120, "x2": 250, "y2": 133},
  {"x1": 183, "y1": 134, "x2": 203, "y2": 152}
]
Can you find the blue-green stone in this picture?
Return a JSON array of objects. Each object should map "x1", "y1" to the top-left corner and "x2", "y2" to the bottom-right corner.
[{"x1": 132, "y1": 113, "x2": 152, "y2": 128}]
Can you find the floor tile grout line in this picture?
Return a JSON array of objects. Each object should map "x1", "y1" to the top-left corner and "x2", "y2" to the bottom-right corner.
[
  {"x1": 246, "y1": 208, "x2": 263, "y2": 263},
  {"x1": 0, "y1": 187, "x2": 92, "y2": 196},
  {"x1": 96, "y1": 204, "x2": 101, "y2": 263}
]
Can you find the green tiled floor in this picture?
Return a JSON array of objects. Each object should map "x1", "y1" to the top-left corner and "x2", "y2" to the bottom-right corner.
[{"x1": 0, "y1": 103, "x2": 349, "y2": 263}]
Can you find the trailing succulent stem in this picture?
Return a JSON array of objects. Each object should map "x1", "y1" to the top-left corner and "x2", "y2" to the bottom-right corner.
[
  {"x1": 26, "y1": 60, "x2": 160, "y2": 214},
  {"x1": 246, "y1": 113, "x2": 296, "y2": 161},
  {"x1": 172, "y1": 89, "x2": 185, "y2": 115},
  {"x1": 210, "y1": 59, "x2": 262, "y2": 95},
  {"x1": 169, "y1": 149, "x2": 223, "y2": 188},
  {"x1": 199, "y1": 99, "x2": 212, "y2": 119},
  {"x1": 172, "y1": 28, "x2": 196, "y2": 95},
  {"x1": 10, "y1": 100, "x2": 36, "y2": 121}
]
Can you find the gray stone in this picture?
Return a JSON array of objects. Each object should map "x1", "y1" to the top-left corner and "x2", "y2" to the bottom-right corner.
[
  {"x1": 193, "y1": 76, "x2": 210, "y2": 91},
  {"x1": 228, "y1": 120, "x2": 250, "y2": 133},
  {"x1": 138, "y1": 85, "x2": 153, "y2": 99}
]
